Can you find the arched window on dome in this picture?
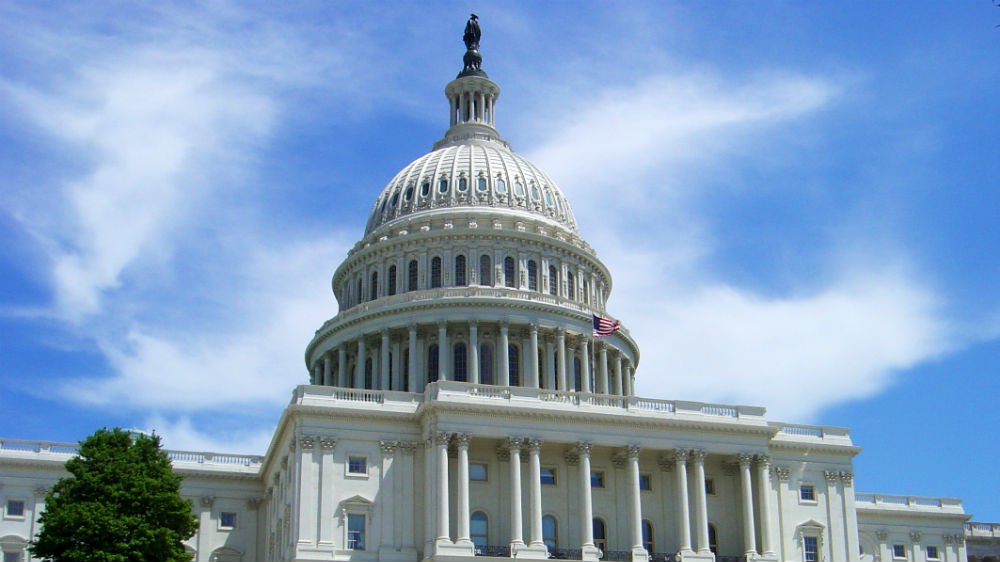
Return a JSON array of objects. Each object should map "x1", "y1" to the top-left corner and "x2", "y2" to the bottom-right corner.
[
  {"x1": 455, "y1": 255, "x2": 467, "y2": 286},
  {"x1": 454, "y1": 343, "x2": 468, "y2": 382},
  {"x1": 530, "y1": 183, "x2": 541, "y2": 202},
  {"x1": 567, "y1": 273, "x2": 576, "y2": 301},
  {"x1": 428, "y1": 344, "x2": 439, "y2": 383},
  {"x1": 504, "y1": 257, "x2": 516, "y2": 288},
  {"x1": 408, "y1": 260, "x2": 418, "y2": 292},
  {"x1": 508, "y1": 344, "x2": 521, "y2": 387},
  {"x1": 438, "y1": 178, "x2": 449, "y2": 194},
  {"x1": 458, "y1": 177, "x2": 468, "y2": 192},
  {"x1": 356, "y1": 277, "x2": 363, "y2": 306},
  {"x1": 369, "y1": 271, "x2": 378, "y2": 301},
  {"x1": 527, "y1": 260, "x2": 538, "y2": 291},
  {"x1": 477, "y1": 177, "x2": 488, "y2": 193},
  {"x1": 480, "y1": 343, "x2": 494, "y2": 385},
  {"x1": 364, "y1": 357, "x2": 373, "y2": 390},
  {"x1": 431, "y1": 257, "x2": 442, "y2": 288},
  {"x1": 548, "y1": 265, "x2": 558, "y2": 296},
  {"x1": 388, "y1": 265, "x2": 397, "y2": 296},
  {"x1": 405, "y1": 184, "x2": 414, "y2": 202},
  {"x1": 479, "y1": 254, "x2": 492, "y2": 286},
  {"x1": 583, "y1": 280, "x2": 591, "y2": 305},
  {"x1": 421, "y1": 181, "x2": 431, "y2": 198},
  {"x1": 573, "y1": 357, "x2": 582, "y2": 391},
  {"x1": 496, "y1": 177, "x2": 507, "y2": 194}
]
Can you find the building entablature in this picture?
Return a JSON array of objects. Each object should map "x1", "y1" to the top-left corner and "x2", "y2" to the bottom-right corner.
[{"x1": 856, "y1": 493, "x2": 970, "y2": 520}]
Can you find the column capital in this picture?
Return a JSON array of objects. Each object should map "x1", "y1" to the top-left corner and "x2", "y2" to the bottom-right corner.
[
  {"x1": 500, "y1": 321, "x2": 509, "y2": 332},
  {"x1": 875, "y1": 529, "x2": 889, "y2": 541},
  {"x1": 737, "y1": 452, "x2": 755, "y2": 467},
  {"x1": 436, "y1": 431, "x2": 452, "y2": 445},
  {"x1": 564, "y1": 449, "x2": 580, "y2": 466},
  {"x1": 381, "y1": 328, "x2": 389, "y2": 337},
  {"x1": 755, "y1": 454, "x2": 771, "y2": 468},
  {"x1": 576, "y1": 441, "x2": 593, "y2": 458},
  {"x1": 379, "y1": 440, "x2": 397, "y2": 454},
  {"x1": 839, "y1": 471, "x2": 854, "y2": 486},
  {"x1": 496, "y1": 445, "x2": 511, "y2": 461},
  {"x1": 438, "y1": 320, "x2": 447, "y2": 329},
  {"x1": 469, "y1": 320, "x2": 478, "y2": 329},
  {"x1": 529, "y1": 323, "x2": 538, "y2": 334},
  {"x1": 398, "y1": 441, "x2": 418, "y2": 455},
  {"x1": 672, "y1": 448, "x2": 689, "y2": 463},
  {"x1": 506, "y1": 436, "x2": 523, "y2": 452},
  {"x1": 689, "y1": 449, "x2": 707, "y2": 463},
  {"x1": 657, "y1": 454, "x2": 674, "y2": 472},
  {"x1": 625, "y1": 444, "x2": 640, "y2": 459},
  {"x1": 910, "y1": 532, "x2": 921, "y2": 543},
  {"x1": 556, "y1": 328, "x2": 566, "y2": 337},
  {"x1": 824, "y1": 470, "x2": 841, "y2": 483},
  {"x1": 299, "y1": 436, "x2": 316, "y2": 450},
  {"x1": 526, "y1": 438, "x2": 543, "y2": 452},
  {"x1": 455, "y1": 433, "x2": 472, "y2": 449},
  {"x1": 408, "y1": 322, "x2": 418, "y2": 331},
  {"x1": 774, "y1": 466, "x2": 790, "y2": 481}
]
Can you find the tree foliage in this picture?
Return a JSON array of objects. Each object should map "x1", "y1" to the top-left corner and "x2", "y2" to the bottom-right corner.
[{"x1": 29, "y1": 428, "x2": 198, "y2": 562}]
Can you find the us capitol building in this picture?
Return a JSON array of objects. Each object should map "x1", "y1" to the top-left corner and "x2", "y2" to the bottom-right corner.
[{"x1": 1, "y1": 17, "x2": 992, "y2": 562}]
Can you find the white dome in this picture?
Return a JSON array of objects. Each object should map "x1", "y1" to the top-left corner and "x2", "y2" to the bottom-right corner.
[{"x1": 364, "y1": 142, "x2": 579, "y2": 236}]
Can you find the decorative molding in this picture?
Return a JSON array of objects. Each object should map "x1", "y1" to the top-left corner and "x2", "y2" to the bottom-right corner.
[
  {"x1": 320, "y1": 437, "x2": 337, "y2": 451},
  {"x1": 657, "y1": 454, "x2": 674, "y2": 472},
  {"x1": 496, "y1": 445, "x2": 511, "y2": 462},
  {"x1": 721, "y1": 463, "x2": 739, "y2": 477},
  {"x1": 300, "y1": 436, "x2": 316, "y2": 450},
  {"x1": 824, "y1": 470, "x2": 840, "y2": 483},
  {"x1": 398, "y1": 441, "x2": 418, "y2": 455},
  {"x1": 774, "y1": 466, "x2": 791, "y2": 481},
  {"x1": 379, "y1": 440, "x2": 397, "y2": 454},
  {"x1": 564, "y1": 449, "x2": 579, "y2": 466},
  {"x1": 611, "y1": 455, "x2": 627, "y2": 469},
  {"x1": 910, "y1": 532, "x2": 921, "y2": 543},
  {"x1": 839, "y1": 471, "x2": 853, "y2": 486},
  {"x1": 247, "y1": 497, "x2": 263, "y2": 510},
  {"x1": 201, "y1": 496, "x2": 215, "y2": 507},
  {"x1": 875, "y1": 529, "x2": 889, "y2": 541}
]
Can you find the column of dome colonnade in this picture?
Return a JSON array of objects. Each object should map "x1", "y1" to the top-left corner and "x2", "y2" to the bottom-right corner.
[
  {"x1": 307, "y1": 321, "x2": 637, "y2": 397},
  {"x1": 416, "y1": 432, "x2": 781, "y2": 562}
]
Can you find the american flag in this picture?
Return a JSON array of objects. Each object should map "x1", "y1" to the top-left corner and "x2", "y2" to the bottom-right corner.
[{"x1": 592, "y1": 314, "x2": 621, "y2": 337}]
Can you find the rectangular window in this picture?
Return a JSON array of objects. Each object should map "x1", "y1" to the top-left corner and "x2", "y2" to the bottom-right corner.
[
  {"x1": 220, "y1": 511, "x2": 237, "y2": 529},
  {"x1": 348, "y1": 456, "x2": 368, "y2": 475},
  {"x1": 590, "y1": 471, "x2": 605, "y2": 488},
  {"x1": 540, "y1": 467, "x2": 557, "y2": 486},
  {"x1": 892, "y1": 544, "x2": 906, "y2": 559},
  {"x1": 926, "y1": 545, "x2": 939, "y2": 560},
  {"x1": 347, "y1": 513, "x2": 366, "y2": 550},
  {"x1": 5, "y1": 499, "x2": 25, "y2": 518},
  {"x1": 639, "y1": 474, "x2": 652, "y2": 491},
  {"x1": 803, "y1": 536, "x2": 819, "y2": 562},
  {"x1": 470, "y1": 463, "x2": 488, "y2": 482},
  {"x1": 799, "y1": 484, "x2": 816, "y2": 502},
  {"x1": 704, "y1": 478, "x2": 715, "y2": 495}
]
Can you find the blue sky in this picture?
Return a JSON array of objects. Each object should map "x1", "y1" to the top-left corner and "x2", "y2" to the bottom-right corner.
[{"x1": 1, "y1": 2, "x2": 998, "y2": 520}]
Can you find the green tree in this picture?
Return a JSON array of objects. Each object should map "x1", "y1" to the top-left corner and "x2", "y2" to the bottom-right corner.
[{"x1": 29, "y1": 428, "x2": 198, "y2": 562}]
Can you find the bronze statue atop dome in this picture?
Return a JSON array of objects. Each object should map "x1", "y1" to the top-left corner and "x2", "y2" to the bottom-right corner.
[{"x1": 459, "y1": 14, "x2": 486, "y2": 78}]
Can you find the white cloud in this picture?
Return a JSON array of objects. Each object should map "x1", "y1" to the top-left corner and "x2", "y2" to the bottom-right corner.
[
  {"x1": 62, "y1": 237, "x2": 346, "y2": 411},
  {"x1": 143, "y1": 414, "x2": 273, "y2": 455},
  {"x1": 526, "y1": 71, "x2": 953, "y2": 421}
]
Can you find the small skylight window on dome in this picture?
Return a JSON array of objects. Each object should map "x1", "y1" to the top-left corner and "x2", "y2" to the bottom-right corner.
[
  {"x1": 514, "y1": 182, "x2": 526, "y2": 197},
  {"x1": 544, "y1": 190, "x2": 554, "y2": 207},
  {"x1": 477, "y1": 177, "x2": 488, "y2": 192},
  {"x1": 438, "y1": 178, "x2": 449, "y2": 194},
  {"x1": 495, "y1": 177, "x2": 507, "y2": 193},
  {"x1": 421, "y1": 181, "x2": 431, "y2": 197},
  {"x1": 530, "y1": 183, "x2": 541, "y2": 201},
  {"x1": 391, "y1": 192, "x2": 399, "y2": 208},
  {"x1": 405, "y1": 184, "x2": 414, "y2": 201},
  {"x1": 458, "y1": 177, "x2": 468, "y2": 192}
]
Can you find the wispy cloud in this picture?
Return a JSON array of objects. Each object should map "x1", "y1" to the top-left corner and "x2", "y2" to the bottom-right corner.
[{"x1": 526, "y1": 70, "x2": 953, "y2": 421}]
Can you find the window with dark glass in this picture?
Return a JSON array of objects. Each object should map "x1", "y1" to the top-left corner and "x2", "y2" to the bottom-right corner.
[
  {"x1": 640, "y1": 474, "x2": 652, "y2": 491},
  {"x1": 590, "y1": 471, "x2": 605, "y2": 488},
  {"x1": 458, "y1": 177, "x2": 468, "y2": 192},
  {"x1": 540, "y1": 467, "x2": 557, "y2": 485},
  {"x1": 403, "y1": 349, "x2": 410, "y2": 391},
  {"x1": 364, "y1": 358, "x2": 373, "y2": 389},
  {"x1": 405, "y1": 185, "x2": 414, "y2": 201},
  {"x1": 356, "y1": 278, "x2": 362, "y2": 305},
  {"x1": 348, "y1": 456, "x2": 367, "y2": 474},
  {"x1": 548, "y1": 265, "x2": 558, "y2": 295},
  {"x1": 347, "y1": 513, "x2": 366, "y2": 550},
  {"x1": 709, "y1": 524, "x2": 719, "y2": 555},
  {"x1": 530, "y1": 183, "x2": 541, "y2": 201},
  {"x1": 391, "y1": 192, "x2": 399, "y2": 207},
  {"x1": 567, "y1": 274, "x2": 576, "y2": 301},
  {"x1": 454, "y1": 342, "x2": 468, "y2": 382},
  {"x1": 504, "y1": 257, "x2": 516, "y2": 288},
  {"x1": 508, "y1": 344, "x2": 520, "y2": 386},
  {"x1": 421, "y1": 181, "x2": 430, "y2": 197},
  {"x1": 431, "y1": 256, "x2": 442, "y2": 288},
  {"x1": 428, "y1": 344, "x2": 439, "y2": 383},
  {"x1": 455, "y1": 255, "x2": 467, "y2": 286},
  {"x1": 593, "y1": 519, "x2": 607, "y2": 557},
  {"x1": 408, "y1": 260, "x2": 418, "y2": 291},
  {"x1": 573, "y1": 357, "x2": 582, "y2": 391},
  {"x1": 220, "y1": 511, "x2": 238, "y2": 529},
  {"x1": 369, "y1": 271, "x2": 378, "y2": 301},
  {"x1": 496, "y1": 178, "x2": 507, "y2": 193},
  {"x1": 480, "y1": 344, "x2": 494, "y2": 385},
  {"x1": 470, "y1": 463, "x2": 488, "y2": 481},
  {"x1": 388, "y1": 265, "x2": 397, "y2": 296},
  {"x1": 438, "y1": 178, "x2": 449, "y2": 193},
  {"x1": 527, "y1": 260, "x2": 538, "y2": 290},
  {"x1": 543, "y1": 515, "x2": 558, "y2": 550},
  {"x1": 642, "y1": 520, "x2": 654, "y2": 553},
  {"x1": 805, "y1": 536, "x2": 820, "y2": 562},
  {"x1": 470, "y1": 512, "x2": 488, "y2": 552},
  {"x1": 514, "y1": 182, "x2": 525, "y2": 197},
  {"x1": 479, "y1": 254, "x2": 492, "y2": 286},
  {"x1": 477, "y1": 177, "x2": 488, "y2": 192}
]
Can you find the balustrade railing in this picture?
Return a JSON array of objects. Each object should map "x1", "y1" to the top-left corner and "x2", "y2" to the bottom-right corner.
[
  {"x1": 966, "y1": 522, "x2": 1000, "y2": 537},
  {"x1": 855, "y1": 493, "x2": 962, "y2": 511},
  {"x1": 0, "y1": 438, "x2": 262, "y2": 468},
  {"x1": 475, "y1": 545, "x2": 511, "y2": 557}
]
